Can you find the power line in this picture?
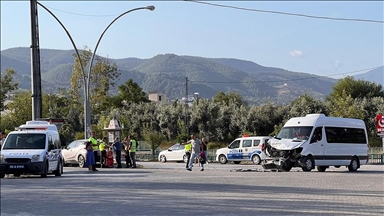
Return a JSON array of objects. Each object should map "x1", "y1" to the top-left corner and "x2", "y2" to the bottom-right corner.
[
  {"x1": 44, "y1": 5, "x2": 119, "y2": 17},
  {"x1": 189, "y1": 66, "x2": 383, "y2": 84},
  {"x1": 184, "y1": 0, "x2": 384, "y2": 24}
]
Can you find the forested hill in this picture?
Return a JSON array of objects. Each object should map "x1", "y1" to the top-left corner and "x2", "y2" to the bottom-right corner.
[{"x1": 0, "y1": 47, "x2": 356, "y2": 104}]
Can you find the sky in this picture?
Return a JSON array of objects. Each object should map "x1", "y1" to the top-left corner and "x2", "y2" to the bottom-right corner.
[{"x1": 1, "y1": 1, "x2": 383, "y2": 78}]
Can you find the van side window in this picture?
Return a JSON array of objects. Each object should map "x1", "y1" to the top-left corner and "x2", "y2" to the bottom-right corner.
[
  {"x1": 310, "y1": 127, "x2": 322, "y2": 144},
  {"x1": 253, "y1": 140, "x2": 260, "y2": 147},
  {"x1": 229, "y1": 140, "x2": 240, "y2": 149},
  {"x1": 325, "y1": 127, "x2": 367, "y2": 144},
  {"x1": 243, "y1": 140, "x2": 252, "y2": 148}
]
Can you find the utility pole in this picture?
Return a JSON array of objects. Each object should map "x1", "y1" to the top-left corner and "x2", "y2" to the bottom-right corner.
[
  {"x1": 30, "y1": 0, "x2": 42, "y2": 120},
  {"x1": 185, "y1": 77, "x2": 189, "y2": 135}
]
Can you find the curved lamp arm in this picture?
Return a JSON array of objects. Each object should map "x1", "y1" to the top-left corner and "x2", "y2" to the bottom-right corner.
[{"x1": 87, "y1": 5, "x2": 155, "y2": 85}]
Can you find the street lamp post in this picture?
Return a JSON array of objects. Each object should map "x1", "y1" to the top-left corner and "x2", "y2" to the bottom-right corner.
[
  {"x1": 36, "y1": 2, "x2": 155, "y2": 138},
  {"x1": 85, "y1": 5, "x2": 155, "y2": 138}
]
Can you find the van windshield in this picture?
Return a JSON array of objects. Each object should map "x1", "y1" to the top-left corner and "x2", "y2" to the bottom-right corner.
[
  {"x1": 2, "y1": 134, "x2": 46, "y2": 150},
  {"x1": 277, "y1": 127, "x2": 313, "y2": 140}
]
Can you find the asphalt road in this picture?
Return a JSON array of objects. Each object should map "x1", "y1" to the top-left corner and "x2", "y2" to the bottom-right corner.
[{"x1": 1, "y1": 162, "x2": 383, "y2": 216}]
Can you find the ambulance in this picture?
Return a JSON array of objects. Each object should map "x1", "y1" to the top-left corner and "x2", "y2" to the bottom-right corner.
[{"x1": 0, "y1": 121, "x2": 64, "y2": 178}]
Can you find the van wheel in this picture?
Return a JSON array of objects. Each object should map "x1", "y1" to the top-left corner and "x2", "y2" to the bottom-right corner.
[
  {"x1": 41, "y1": 162, "x2": 48, "y2": 178},
  {"x1": 78, "y1": 155, "x2": 85, "y2": 168},
  {"x1": 348, "y1": 157, "x2": 359, "y2": 172},
  {"x1": 301, "y1": 156, "x2": 314, "y2": 172},
  {"x1": 317, "y1": 166, "x2": 327, "y2": 172},
  {"x1": 233, "y1": 161, "x2": 241, "y2": 164},
  {"x1": 279, "y1": 161, "x2": 293, "y2": 172},
  {"x1": 218, "y1": 155, "x2": 227, "y2": 164},
  {"x1": 252, "y1": 155, "x2": 261, "y2": 165},
  {"x1": 0, "y1": 174, "x2": 4, "y2": 178},
  {"x1": 54, "y1": 161, "x2": 62, "y2": 176}
]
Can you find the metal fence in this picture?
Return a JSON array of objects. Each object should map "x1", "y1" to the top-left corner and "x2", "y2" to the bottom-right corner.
[{"x1": 135, "y1": 146, "x2": 384, "y2": 164}]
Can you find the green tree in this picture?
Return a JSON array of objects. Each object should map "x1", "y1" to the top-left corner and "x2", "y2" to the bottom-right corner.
[
  {"x1": 328, "y1": 76, "x2": 383, "y2": 100},
  {"x1": 288, "y1": 93, "x2": 328, "y2": 118},
  {"x1": 0, "y1": 68, "x2": 19, "y2": 111},
  {"x1": 142, "y1": 128, "x2": 167, "y2": 159},
  {"x1": 111, "y1": 79, "x2": 149, "y2": 108},
  {"x1": 70, "y1": 47, "x2": 120, "y2": 124},
  {"x1": 2, "y1": 91, "x2": 31, "y2": 128},
  {"x1": 213, "y1": 91, "x2": 246, "y2": 107},
  {"x1": 327, "y1": 90, "x2": 364, "y2": 119}
]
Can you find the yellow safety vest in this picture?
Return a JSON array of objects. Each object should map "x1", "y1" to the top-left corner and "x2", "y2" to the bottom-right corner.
[
  {"x1": 185, "y1": 143, "x2": 191, "y2": 152},
  {"x1": 129, "y1": 140, "x2": 137, "y2": 153},
  {"x1": 89, "y1": 137, "x2": 99, "y2": 151},
  {"x1": 99, "y1": 142, "x2": 106, "y2": 151}
]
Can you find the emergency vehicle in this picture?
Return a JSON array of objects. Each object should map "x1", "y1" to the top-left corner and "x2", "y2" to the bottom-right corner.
[
  {"x1": 0, "y1": 121, "x2": 64, "y2": 178},
  {"x1": 216, "y1": 136, "x2": 271, "y2": 164}
]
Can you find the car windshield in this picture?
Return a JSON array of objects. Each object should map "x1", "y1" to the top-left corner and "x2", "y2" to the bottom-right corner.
[
  {"x1": 2, "y1": 134, "x2": 46, "y2": 149},
  {"x1": 277, "y1": 126, "x2": 313, "y2": 140}
]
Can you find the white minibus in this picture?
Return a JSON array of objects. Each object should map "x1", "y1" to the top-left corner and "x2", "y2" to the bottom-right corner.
[{"x1": 262, "y1": 114, "x2": 368, "y2": 172}]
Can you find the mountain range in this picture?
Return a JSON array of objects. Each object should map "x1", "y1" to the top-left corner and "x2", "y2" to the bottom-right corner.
[{"x1": 1, "y1": 47, "x2": 381, "y2": 105}]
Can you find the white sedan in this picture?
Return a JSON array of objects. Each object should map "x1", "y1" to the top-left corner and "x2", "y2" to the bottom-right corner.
[
  {"x1": 62, "y1": 139, "x2": 88, "y2": 167},
  {"x1": 158, "y1": 143, "x2": 188, "y2": 163}
]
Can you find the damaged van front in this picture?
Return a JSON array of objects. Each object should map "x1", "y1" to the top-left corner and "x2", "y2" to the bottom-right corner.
[
  {"x1": 262, "y1": 126, "x2": 313, "y2": 172},
  {"x1": 262, "y1": 114, "x2": 369, "y2": 172}
]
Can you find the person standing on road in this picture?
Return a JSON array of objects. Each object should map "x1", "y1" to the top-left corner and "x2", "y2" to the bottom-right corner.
[
  {"x1": 181, "y1": 139, "x2": 192, "y2": 168},
  {"x1": 99, "y1": 137, "x2": 108, "y2": 167},
  {"x1": 88, "y1": 131, "x2": 99, "y2": 171},
  {"x1": 85, "y1": 141, "x2": 95, "y2": 172},
  {"x1": 112, "y1": 137, "x2": 122, "y2": 168},
  {"x1": 201, "y1": 137, "x2": 208, "y2": 164},
  {"x1": 128, "y1": 136, "x2": 137, "y2": 168},
  {"x1": 122, "y1": 136, "x2": 132, "y2": 168},
  {"x1": 184, "y1": 134, "x2": 204, "y2": 171}
]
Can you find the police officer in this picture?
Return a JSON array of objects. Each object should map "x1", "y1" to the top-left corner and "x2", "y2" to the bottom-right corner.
[
  {"x1": 181, "y1": 139, "x2": 192, "y2": 168},
  {"x1": 128, "y1": 136, "x2": 137, "y2": 168},
  {"x1": 88, "y1": 131, "x2": 99, "y2": 171},
  {"x1": 99, "y1": 137, "x2": 108, "y2": 167}
]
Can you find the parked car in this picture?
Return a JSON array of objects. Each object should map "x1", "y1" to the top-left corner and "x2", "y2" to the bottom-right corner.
[
  {"x1": 62, "y1": 139, "x2": 88, "y2": 168},
  {"x1": 158, "y1": 143, "x2": 188, "y2": 163},
  {"x1": 215, "y1": 136, "x2": 271, "y2": 165}
]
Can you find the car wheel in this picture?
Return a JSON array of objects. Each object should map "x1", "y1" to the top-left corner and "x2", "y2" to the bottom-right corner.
[
  {"x1": 233, "y1": 161, "x2": 241, "y2": 164},
  {"x1": 252, "y1": 155, "x2": 261, "y2": 165},
  {"x1": 218, "y1": 155, "x2": 227, "y2": 164},
  {"x1": 41, "y1": 162, "x2": 48, "y2": 178},
  {"x1": 183, "y1": 155, "x2": 188, "y2": 163},
  {"x1": 334, "y1": 166, "x2": 341, "y2": 168},
  {"x1": 316, "y1": 166, "x2": 327, "y2": 172},
  {"x1": 78, "y1": 155, "x2": 85, "y2": 168},
  {"x1": 54, "y1": 161, "x2": 62, "y2": 176},
  {"x1": 160, "y1": 155, "x2": 167, "y2": 163},
  {"x1": 348, "y1": 157, "x2": 359, "y2": 172},
  {"x1": 13, "y1": 174, "x2": 21, "y2": 177},
  {"x1": 301, "y1": 156, "x2": 314, "y2": 172}
]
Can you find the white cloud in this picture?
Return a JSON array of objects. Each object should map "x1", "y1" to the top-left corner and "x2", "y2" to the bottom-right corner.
[
  {"x1": 289, "y1": 50, "x2": 303, "y2": 57},
  {"x1": 334, "y1": 59, "x2": 343, "y2": 70}
]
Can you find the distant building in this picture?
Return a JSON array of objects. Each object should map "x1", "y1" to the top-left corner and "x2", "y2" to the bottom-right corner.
[{"x1": 148, "y1": 93, "x2": 168, "y2": 104}]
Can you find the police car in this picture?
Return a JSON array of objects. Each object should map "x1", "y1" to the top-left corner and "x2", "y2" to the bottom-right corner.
[
  {"x1": 0, "y1": 121, "x2": 64, "y2": 178},
  {"x1": 216, "y1": 136, "x2": 271, "y2": 165}
]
